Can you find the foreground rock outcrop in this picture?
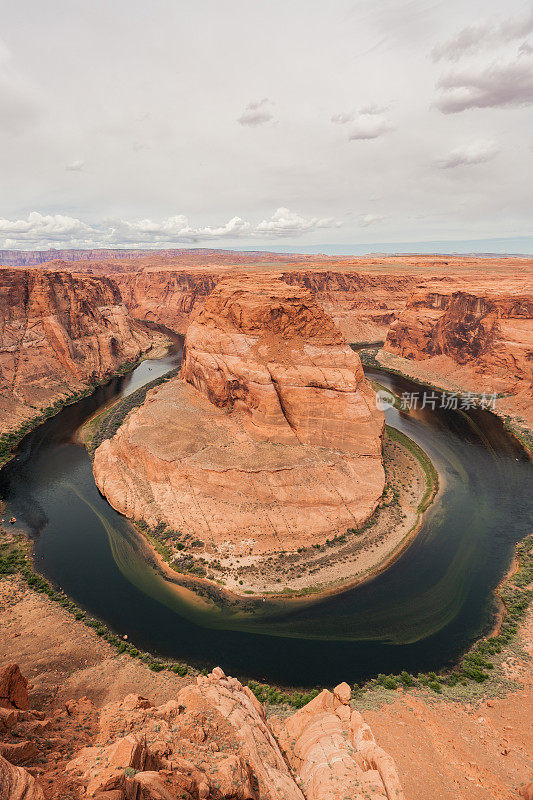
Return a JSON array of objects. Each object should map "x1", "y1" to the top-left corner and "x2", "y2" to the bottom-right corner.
[
  {"x1": 0, "y1": 664, "x2": 29, "y2": 711},
  {"x1": 0, "y1": 662, "x2": 403, "y2": 800},
  {"x1": 93, "y1": 278, "x2": 385, "y2": 562},
  {"x1": 0, "y1": 269, "x2": 153, "y2": 437},
  {"x1": 384, "y1": 284, "x2": 533, "y2": 426}
]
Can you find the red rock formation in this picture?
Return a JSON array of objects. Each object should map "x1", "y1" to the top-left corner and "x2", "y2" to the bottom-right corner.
[
  {"x1": 0, "y1": 753, "x2": 44, "y2": 799},
  {"x1": 60, "y1": 665, "x2": 403, "y2": 800},
  {"x1": 276, "y1": 682, "x2": 404, "y2": 800},
  {"x1": 0, "y1": 269, "x2": 153, "y2": 436},
  {"x1": 279, "y1": 269, "x2": 416, "y2": 342},
  {"x1": 383, "y1": 284, "x2": 533, "y2": 425},
  {"x1": 7, "y1": 250, "x2": 531, "y2": 348},
  {"x1": 520, "y1": 782, "x2": 533, "y2": 800},
  {"x1": 93, "y1": 277, "x2": 384, "y2": 560},
  {"x1": 114, "y1": 267, "x2": 418, "y2": 343},
  {"x1": 116, "y1": 269, "x2": 218, "y2": 334},
  {"x1": 0, "y1": 664, "x2": 29, "y2": 710}
]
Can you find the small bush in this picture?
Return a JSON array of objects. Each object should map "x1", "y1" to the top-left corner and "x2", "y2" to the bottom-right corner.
[{"x1": 400, "y1": 671, "x2": 414, "y2": 686}]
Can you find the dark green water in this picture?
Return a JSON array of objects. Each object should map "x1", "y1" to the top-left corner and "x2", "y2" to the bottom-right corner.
[{"x1": 0, "y1": 346, "x2": 531, "y2": 687}]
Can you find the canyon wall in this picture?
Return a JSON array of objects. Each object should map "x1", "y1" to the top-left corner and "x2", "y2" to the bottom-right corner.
[
  {"x1": 115, "y1": 267, "x2": 421, "y2": 342},
  {"x1": 383, "y1": 284, "x2": 533, "y2": 424},
  {"x1": 0, "y1": 269, "x2": 153, "y2": 437},
  {"x1": 93, "y1": 277, "x2": 385, "y2": 565}
]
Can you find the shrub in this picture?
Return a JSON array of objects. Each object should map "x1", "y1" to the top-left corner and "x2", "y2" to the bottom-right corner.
[{"x1": 400, "y1": 671, "x2": 414, "y2": 686}]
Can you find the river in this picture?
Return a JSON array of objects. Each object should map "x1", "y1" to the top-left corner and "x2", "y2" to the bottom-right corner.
[{"x1": 0, "y1": 344, "x2": 531, "y2": 687}]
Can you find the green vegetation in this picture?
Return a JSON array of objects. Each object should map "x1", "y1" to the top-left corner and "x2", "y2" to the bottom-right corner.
[
  {"x1": 385, "y1": 425, "x2": 439, "y2": 512},
  {"x1": 502, "y1": 417, "x2": 533, "y2": 458},
  {"x1": 0, "y1": 388, "x2": 91, "y2": 467},
  {"x1": 0, "y1": 343, "x2": 530, "y2": 709},
  {"x1": 246, "y1": 680, "x2": 320, "y2": 709},
  {"x1": 356, "y1": 533, "x2": 533, "y2": 698}
]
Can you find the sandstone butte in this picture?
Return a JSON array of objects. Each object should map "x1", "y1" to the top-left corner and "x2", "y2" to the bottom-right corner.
[
  {"x1": 0, "y1": 269, "x2": 153, "y2": 437},
  {"x1": 383, "y1": 282, "x2": 533, "y2": 427},
  {"x1": 93, "y1": 277, "x2": 385, "y2": 559},
  {"x1": 0, "y1": 662, "x2": 405, "y2": 800}
]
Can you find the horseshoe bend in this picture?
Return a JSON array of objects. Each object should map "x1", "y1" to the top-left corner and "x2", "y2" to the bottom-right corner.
[{"x1": 91, "y1": 278, "x2": 395, "y2": 587}]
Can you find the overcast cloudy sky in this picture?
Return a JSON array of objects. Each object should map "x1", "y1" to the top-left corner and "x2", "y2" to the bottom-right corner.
[{"x1": 1, "y1": 0, "x2": 532, "y2": 252}]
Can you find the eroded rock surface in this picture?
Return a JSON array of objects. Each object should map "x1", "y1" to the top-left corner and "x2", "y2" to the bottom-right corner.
[
  {"x1": 0, "y1": 663, "x2": 403, "y2": 800},
  {"x1": 276, "y1": 683, "x2": 404, "y2": 800},
  {"x1": 0, "y1": 664, "x2": 29, "y2": 710},
  {"x1": 115, "y1": 266, "x2": 417, "y2": 343},
  {"x1": 0, "y1": 269, "x2": 153, "y2": 436},
  {"x1": 0, "y1": 753, "x2": 44, "y2": 799},
  {"x1": 94, "y1": 277, "x2": 385, "y2": 557}
]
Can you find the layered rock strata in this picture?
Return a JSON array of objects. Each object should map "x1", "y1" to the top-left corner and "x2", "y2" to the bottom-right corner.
[
  {"x1": 114, "y1": 267, "x2": 418, "y2": 342},
  {"x1": 384, "y1": 284, "x2": 533, "y2": 426},
  {"x1": 0, "y1": 269, "x2": 153, "y2": 435},
  {"x1": 93, "y1": 278, "x2": 385, "y2": 558}
]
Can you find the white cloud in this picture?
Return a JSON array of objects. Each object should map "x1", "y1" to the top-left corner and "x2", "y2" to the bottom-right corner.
[
  {"x1": 332, "y1": 105, "x2": 394, "y2": 140},
  {"x1": 254, "y1": 207, "x2": 341, "y2": 237},
  {"x1": 114, "y1": 214, "x2": 251, "y2": 243},
  {"x1": 359, "y1": 213, "x2": 386, "y2": 227},
  {"x1": 435, "y1": 59, "x2": 533, "y2": 112},
  {"x1": 65, "y1": 159, "x2": 84, "y2": 171},
  {"x1": 1, "y1": 1, "x2": 532, "y2": 249},
  {"x1": 237, "y1": 98, "x2": 275, "y2": 127},
  {"x1": 432, "y1": 7, "x2": 533, "y2": 61},
  {"x1": 331, "y1": 104, "x2": 388, "y2": 126},
  {"x1": 0, "y1": 208, "x2": 341, "y2": 247},
  {"x1": 358, "y1": 103, "x2": 389, "y2": 115},
  {"x1": 435, "y1": 139, "x2": 499, "y2": 168},
  {"x1": 348, "y1": 116, "x2": 394, "y2": 140},
  {"x1": 0, "y1": 212, "x2": 95, "y2": 245}
]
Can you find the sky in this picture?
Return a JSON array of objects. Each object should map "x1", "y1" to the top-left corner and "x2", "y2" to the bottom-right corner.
[{"x1": 0, "y1": 0, "x2": 532, "y2": 253}]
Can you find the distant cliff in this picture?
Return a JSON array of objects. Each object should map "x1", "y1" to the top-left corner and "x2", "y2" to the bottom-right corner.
[
  {"x1": 383, "y1": 285, "x2": 533, "y2": 426},
  {"x1": 0, "y1": 269, "x2": 153, "y2": 435},
  {"x1": 115, "y1": 267, "x2": 419, "y2": 342}
]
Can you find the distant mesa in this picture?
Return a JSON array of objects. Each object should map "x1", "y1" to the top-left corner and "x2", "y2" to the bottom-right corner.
[{"x1": 93, "y1": 276, "x2": 385, "y2": 559}]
